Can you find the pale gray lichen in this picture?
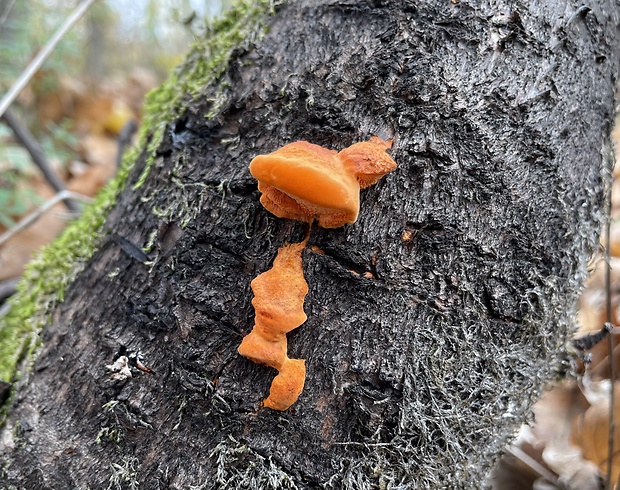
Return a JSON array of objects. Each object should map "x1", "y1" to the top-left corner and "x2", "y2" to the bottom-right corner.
[{"x1": 188, "y1": 436, "x2": 299, "y2": 490}]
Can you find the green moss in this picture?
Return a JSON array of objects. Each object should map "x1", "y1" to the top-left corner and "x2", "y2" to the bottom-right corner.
[
  {"x1": 0, "y1": 149, "x2": 135, "y2": 384},
  {"x1": 0, "y1": 0, "x2": 279, "y2": 400},
  {"x1": 133, "y1": 0, "x2": 280, "y2": 189}
]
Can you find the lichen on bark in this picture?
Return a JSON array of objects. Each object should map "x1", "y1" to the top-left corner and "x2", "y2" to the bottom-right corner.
[{"x1": 1, "y1": 0, "x2": 619, "y2": 488}]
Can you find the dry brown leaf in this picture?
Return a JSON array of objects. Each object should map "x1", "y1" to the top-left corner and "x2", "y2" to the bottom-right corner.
[
  {"x1": 0, "y1": 144, "x2": 115, "y2": 281},
  {"x1": 0, "y1": 211, "x2": 68, "y2": 281},
  {"x1": 493, "y1": 382, "x2": 599, "y2": 489},
  {"x1": 533, "y1": 382, "x2": 601, "y2": 487},
  {"x1": 77, "y1": 134, "x2": 117, "y2": 170},
  {"x1": 0, "y1": 181, "x2": 67, "y2": 281},
  {"x1": 574, "y1": 284, "x2": 620, "y2": 378},
  {"x1": 73, "y1": 95, "x2": 114, "y2": 135},
  {"x1": 492, "y1": 440, "x2": 546, "y2": 489},
  {"x1": 580, "y1": 256, "x2": 620, "y2": 293},
  {"x1": 0, "y1": 70, "x2": 149, "y2": 283},
  {"x1": 608, "y1": 221, "x2": 620, "y2": 258},
  {"x1": 534, "y1": 382, "x2": 590, "y2": 447},
  {"x1": 571, "y1": 380, "x2": 620, "y2": 486},
  {"x1": 67, "y1": 162, "x2": 115, "y2": 197},
  {"x1": 74, "y1": 95, "x2": 134, "y2": 135},
  {"x1": 33, "y1": 75, "x2": 85, "y2": 124},
  {"x1": 577, "y1": 288, "x2": 606, "y2": 334},
  {"x1": 612, "y1": 178, "x2": 620, "y2": 219}
]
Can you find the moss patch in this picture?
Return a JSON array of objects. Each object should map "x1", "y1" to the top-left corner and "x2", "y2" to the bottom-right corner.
[
  {"x1": 0, "y1": 0, "x2": 279, "y2": 395},
  {"x1": 133, "y1": 0, "x2": 280, "y2": 189},
  {"x1": 0, "y1": 148, "x2": 134, "y2": 385},
  {"x1": 204, "y1": 436, "x2": 299, "y2": 489}
]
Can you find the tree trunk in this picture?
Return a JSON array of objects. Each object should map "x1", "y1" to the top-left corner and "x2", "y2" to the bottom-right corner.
[{"x1": 1, "y1": 0, "x2": 619, "y2": 488}]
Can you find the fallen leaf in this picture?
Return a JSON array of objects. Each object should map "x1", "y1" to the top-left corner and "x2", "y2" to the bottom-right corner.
[{"x1": 571, "y1": 380, "x2": 620, "y2": 486}]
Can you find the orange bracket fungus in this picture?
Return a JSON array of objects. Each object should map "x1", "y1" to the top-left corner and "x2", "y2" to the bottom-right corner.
[
  {"x1": 249, "y1": 136, "x2": 397, "y2": 228},
  {"x1": 239, "y1": 137, "x2": 397, "y2": 410},
  {"x1": 237, "y1": 239, "x2": 309, "y2": 410}
]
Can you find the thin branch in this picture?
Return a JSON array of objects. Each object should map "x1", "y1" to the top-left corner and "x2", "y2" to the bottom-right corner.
[
  {"x1": 0, "y1": 190, "x2": 92, "y2": 248},
  {"x1": 116, "y1": 120, "x2": 138, "y2": 169},
  {"x1": 2, "y1": 108, "x2": 80, "y2": 213},
  {"x1": 607, "y1": 187, "x2": 616, "y2": 490},
  {"x1": 0, "y1": 0, "x2": 98, "y2": 119},
  {"x1": 583, "y1": 328, "x2": 620, "y2": 378},
  {"x1": 504, "y1": 445, "x2": 559, "y2": 486},
  {"x1": 0, "y1": 302, "x2": 10, "y2": 320},
  {"x1": 574, "y1": 322, "x2": 613, "y2": 352},
  {"x1": 0, "y1": 277, "x2": 19, "y2": 303},
  {"x1": 0, "y1": 379, "x2": 11, "y2": 403}
]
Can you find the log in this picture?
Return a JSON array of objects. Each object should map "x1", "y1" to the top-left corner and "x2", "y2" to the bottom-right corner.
[{"x1": 1, "y1": 0, "x2": 619, "y2": 487}]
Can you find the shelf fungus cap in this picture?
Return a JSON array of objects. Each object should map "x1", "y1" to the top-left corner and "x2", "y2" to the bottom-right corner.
[
  {"x1": 337, "y1": 136, "x2": 397, "y2": 189},
  {"x1": 237, "y1": 331, "x2": 288, "y2": 370},
  {"x1": 249, "y1": 138, "x2": 396, "y2": 228},
  {"x1": 250, "y1": 141, "x2": 360, "y2": 228},
  {"x1": 250, "y1": 240, "x2": 308, "y2": 334}
]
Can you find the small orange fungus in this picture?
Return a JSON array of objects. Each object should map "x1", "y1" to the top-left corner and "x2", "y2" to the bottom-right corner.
[
  {"x1": 240, "y1": 136, "x2": 397, "y2": 410},
  {"x1": 249, "y1": 136, "x2": 397, "y2": 228},
  {"x1": 263, "y1": 358, "x2": 306, "y2": 411},
  {"x1": 238, "y1": 240, "x2": 309, "y2": 410},
  {"x1": 402, "y1": 230, "x2": 413, "y2": 242}
]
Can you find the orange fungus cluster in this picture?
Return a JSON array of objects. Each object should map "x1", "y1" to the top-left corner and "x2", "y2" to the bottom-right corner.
[
  {"x1": 237, "y1": 240, "x2": 309, "y2": 410},
  {"x1": 249, "y1": 136, "x2": 397, "y2": 228},
  {"x1": 239, "y1": 136, "x2": 397, "y2": 410}
]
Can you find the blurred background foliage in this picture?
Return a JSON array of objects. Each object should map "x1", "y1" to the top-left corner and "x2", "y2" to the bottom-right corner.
[
  {"x1": 0, "y1": 0, "x2": 228, "y2": 231},
  {"x1": 0, "y1": 0, "x2": 228, "y2": 82}
]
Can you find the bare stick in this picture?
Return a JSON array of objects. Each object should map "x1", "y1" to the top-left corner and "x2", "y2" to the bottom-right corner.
[
  {"x1": 116, "y1": 120, "x2": 138, "y2": 169},
  {"x1": 2, "y1": 108, "x2": 80, "y2": 213},
  {"x1": 574, "y1": 322, "x2": 613, "y2": 352},
  {"x1": 0, "y1": 302, "x2": 11, "y2": 320},
  {"x1": 607, "y1": 183, "x2": 616, "y2": 489},
  {"x1": 0, "y1": 277, "x2": 19, "y2": 303},
  {"x1": 0, "y1": 190, "x2": 92, "y2": 248},
  {"x1": 504, "y1": 445, "x2": 559, "y2": 486},
  {"x1": 0, "y1": 0, "x2": 97, "y2": 119}
]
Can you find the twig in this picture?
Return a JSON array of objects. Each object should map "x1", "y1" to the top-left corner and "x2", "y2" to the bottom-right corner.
[
  {"x1": 0, "y1": 277, "x2": 19, "y2": 303},
  {"x1": 0, "y1": 0, "x2": 98, "y2": 119},
  {"x1": 116, "y1": 120, "x2": 138, "y2": 168},
  {"x1": 0, "y1": 380, "x2": 11, "y2": 404},
  {"x1": 504, "y1": 445, "x2": 559, "y2": 486},
  {"x1": 607, "y1": 187, "x2": 616, "y2": 490},
  {"x1": 0, "y1": 302, "x2": 11, "y2": 320},
  {"x1": 584, "y1": 328, "x2": 620, "y2": 378},
  {"x1": 574, "y1": 322, "x2": 613, "y2": 352},
  {"x1": 0, "y1": 190, "x2": 92, "y2": 248},
  {"x1": 2, "y1": 108, "x2": 80, "y2": 213}
]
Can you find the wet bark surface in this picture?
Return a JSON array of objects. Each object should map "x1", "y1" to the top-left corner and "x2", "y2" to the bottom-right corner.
[{"x1": 2, "y1": 0, "x2": 620, "y2": 488}]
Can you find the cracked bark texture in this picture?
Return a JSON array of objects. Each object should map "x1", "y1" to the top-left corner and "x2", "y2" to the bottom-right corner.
[{"x1": 2, "y1": 0, "x2": 620, "y2": 488}]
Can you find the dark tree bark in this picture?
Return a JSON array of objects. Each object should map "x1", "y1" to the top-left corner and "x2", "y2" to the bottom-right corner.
[{"x1": 1, "y1": 0, "x2": 619, "y2": 488}]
